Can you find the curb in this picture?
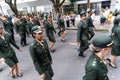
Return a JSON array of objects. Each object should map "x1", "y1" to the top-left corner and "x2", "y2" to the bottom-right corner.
[{"x1": 54, "y1": 27, "x2": 109, "y2": 32}]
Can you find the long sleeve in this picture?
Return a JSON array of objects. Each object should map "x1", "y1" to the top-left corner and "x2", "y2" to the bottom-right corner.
[
  {"x1": 9, "y1": 35, "x2": 19, "y2": 49},
  {"x1": 44, "y1": 39, "x2": 52, "y2": 61},
  {"x1": 77, "y1": 22, "x2": 82, "y2": 42},
  {"x1": 29, "y1": 45, "x2": 43, "y2": 75},
  {"x1": 83, "y1": 67, "x2": 97, "y2": 80}
]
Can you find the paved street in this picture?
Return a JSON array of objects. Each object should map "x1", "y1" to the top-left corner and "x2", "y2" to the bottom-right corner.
[{"x1": 0, "y1": 27, "x2": 120, "y2": 80}]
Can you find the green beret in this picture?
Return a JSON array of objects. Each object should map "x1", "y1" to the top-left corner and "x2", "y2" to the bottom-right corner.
[
  {"x1": 31, "y1": 25, "x2": 43, "y2": 34},
  {"x1": 92, "y1": 35, "x2": 113, "y2": 48}
]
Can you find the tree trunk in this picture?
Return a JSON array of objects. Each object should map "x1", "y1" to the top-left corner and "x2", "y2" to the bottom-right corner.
[
  {"x1": 87, "y1": 0, "x2": 90, "y2": 8},
  {"x1": 5, "y1": 0, "x2": 18, "y2": 15},
  {"x1": 9, "y1": 4, "x2": 18, "y2": 15}
]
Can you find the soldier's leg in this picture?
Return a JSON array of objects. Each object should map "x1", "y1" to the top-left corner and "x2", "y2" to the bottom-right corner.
[
  {"x1": 23, "y1": 32, "x2": 27, "y2": 45},
  {"x1": 44, "y1": 71, "x2": 52, "y2": 80},
  {"x1": 44, "y1": 66, "x2": 54, "y2": 80},
  {"x1": 82, "y1": 41, "x2": 90, "y2": 52},
  {"x1": 79, "y1": 40, "x2": 90, "y2": 57},
  {"x1": 20, "y1": 33, "x2": 24, "y2": 46}
]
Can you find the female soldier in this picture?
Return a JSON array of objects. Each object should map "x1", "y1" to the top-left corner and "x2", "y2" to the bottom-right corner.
[
  {"x1": 83, "y1": 35, "x2": 113, "y2": 80},
  {"x1": 58, "y1": 15, "x2": 67, "y2": 42},
  {"x1": 77, "y1": 10, "x2": 90, "y2": 57},
  {"x1": 44, "y1": 15, "x2": 56, "y2": 52},
  {"x1": 29, "y1": 26, "x2": 54, "y2": 80},
  {"x1": 0, "y1": 26, "x2": 22, "y2": 78},
  {"x1": 107, "y1": 17, "x2": 120, "y2": 68}
]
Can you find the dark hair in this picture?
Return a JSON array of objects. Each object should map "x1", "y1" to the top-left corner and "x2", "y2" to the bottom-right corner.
[{"x1": 31, "y1": 33, "x2": 36, "y2": 38}]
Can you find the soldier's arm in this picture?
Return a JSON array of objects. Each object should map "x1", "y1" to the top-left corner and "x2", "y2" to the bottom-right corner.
[
  {"x1": 44, "y1": 23, "x2": 49, "y2": 37},
  {"x1": 29, "y1": 45, "x2": 44, "y2": 75},
  {"x1": 86, "y1": 17, "x2": 89, "y2": 27},
  {"x1": 44, "y1": 39, "x2": 52, "y2": 62},
  {"x1": 84, "y1": 66, "x2": 98, "y2": 80},
  {"x1": 116, "y1": 28, "x2": 120, "y2": 43},
  {"x1": 9, "y1": 34, "x2": 19, "y2": 49},
  {"x1": 2, "y1": 21, "x2": 8, "y2": 31},
  {"x1": 0, "y1": 51, "x2": 4, "y2": 58},
  {"x1": 90, "y1": 17, "x2": 95, "y2": 28},
  {"x1": 14, "y1": 23, "x2": 19, "y2": 34},
  {"x1": 77, "y1": 23, "x2": 82, "y2": 42},
  {"x1": 53, "y1": 27, "x2": 56, "y2": 33}
]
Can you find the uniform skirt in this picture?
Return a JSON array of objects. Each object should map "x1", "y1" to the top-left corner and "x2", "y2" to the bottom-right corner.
[
  {"x1": 48, "y1": 31, "x2": 56, "y2": 43},
  {"x1": 111, "y1": 45, "x2": 120, "y2": 56},
  {"x1": 5, "y1": 54, "x2": 18, "y2": 67}
]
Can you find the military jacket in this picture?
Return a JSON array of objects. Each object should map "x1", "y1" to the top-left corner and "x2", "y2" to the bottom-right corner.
[
  {"x1": 83, "y1": 53, "x2": 109, "y2": 80},
  {"x1": 59, "y1": 18, "x2": 65, "y2": 28},
  {"x1": 14, "y1": 21, "x2": 26, "y2": 33},
  {"x1": 32, "y1": 17, "x2": 40, "y2": 26},
  {"x1": 44, "y1": 21, "x2": 56, "y2": 37},
  {"x1": 29, "y1": 39, "x2": 52, "y2": 75},
  {"x1": 77, "y1": 20, "x2": 89, "y2": 42},
  {"x1": 0, "y1": 34, "x2": 19, "y2": 58},
  {"x1": 2, "y1": 20, "x2": 14, "y2": 34},
  {"x1": 86, "y1": 16, "x2": 94, "y2": 28},
  {"x1": 112, "y1": 25, "x2": 120, "y2": 46}
]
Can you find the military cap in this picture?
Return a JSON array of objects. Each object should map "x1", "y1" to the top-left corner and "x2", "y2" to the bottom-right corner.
[
  {"x1": 114, "y1": 17, "x2": 120, "y2": 25},
  {"x1": 92, "y1": 35, "x2": 113, "y2": 48},
  {"x1": 80, "y1": 9, "x2": 86, "y2": 17},
  {"x1": 87, "y1": 8, "x2": 91, "y2": 13},
  {"x1": 46, "y1": 15, "x2": 52, "y2": 18},
  {"x1": 31, "y1": 25, "x2": 43, "y2": 34},
  {"x1": 114, "y1": 10, "x2": 120, "y2": 16}
]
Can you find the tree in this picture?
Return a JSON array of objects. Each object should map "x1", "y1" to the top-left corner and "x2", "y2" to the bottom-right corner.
[
  {"x1": 50, "y1": 0, "x2": 65, "y2": 13},
  {"x1": 87, "y1": 0, "x2": 90, "y2": 8},
  {"x1": 69, "y1": 0, "x2": 76, "y2": 11},
  {"x1": 5, "y1": 0, "x2": 18, "y2": 15}
]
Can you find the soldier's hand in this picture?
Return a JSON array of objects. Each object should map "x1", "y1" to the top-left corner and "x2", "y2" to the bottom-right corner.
[
  {"x1": 40, "y1": 73, "x2": 46, "y2": 79},
  {"x1": 50, "y1": 61, "x2": 53, "y2": 64},
  {"x1": 93, "y1": 27, "x2": 96, "y2": 30},
  {"x1": 0, "y1": 58, "x2": 5, "y2": 64},
  {"x1": 18, "y1": 48, "x2": 22, "y2": 52},
  {"x1": 77, "y1": 42, "x2": 80, "y2": 46},
  {"x1": 46, "y1": 37, "x2": 49, "y2": 40}
]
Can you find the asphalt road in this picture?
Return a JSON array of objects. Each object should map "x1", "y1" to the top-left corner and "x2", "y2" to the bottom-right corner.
[{"x1": 0, "y1": 29, "x2": 120, "y2": 80}]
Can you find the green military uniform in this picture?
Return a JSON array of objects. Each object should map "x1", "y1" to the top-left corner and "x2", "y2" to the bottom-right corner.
[
  {"x1": 83, "y1": 35, "x2": 113, "y2": 80},
  {"x1": 59, "y1": 18, "x2": 65, "y2": 32},
  {"x1": 111, "y1": 18, "x2": 120, "y2": 56},
  {"x1": 0, "y1": 33, "x2": 20, "y2": 67},
  {"x1": 44, "y1": 21, "x2": 56, "y2": 42},
  {"x1": 83, "y1": 53, "x2": 109, "y2": 80},
  {"x1": 29, "y1": 26, "x2": 54, "y2": 80},
  {"x1": 32, "y1": 17, "x2": 40, "y2": 26},
  {"x1": 14, "y1": 19, "x2": 27, "y2": 46},
  {"x1": 77, "y1": 10, "x2": 90, "y2": 56},
  {"x1": 86, "y1": 15, "x2": 95, "y2": 40},
  {"x1": 26, "y1": 20, "x2": 34, "y2": 35},
  {"x1": 2, "y1": 20, "x2": 15, "y2": 41}
]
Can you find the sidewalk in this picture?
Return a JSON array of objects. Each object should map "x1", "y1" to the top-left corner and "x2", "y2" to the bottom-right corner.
[{"x1": 53, "y1": 15, "x2": 113, "y2": 32}]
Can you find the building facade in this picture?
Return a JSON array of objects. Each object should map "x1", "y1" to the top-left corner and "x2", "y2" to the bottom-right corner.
[{"x1": 0, "y1": 0, "x2": 118, "y2": 15}]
